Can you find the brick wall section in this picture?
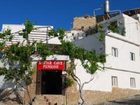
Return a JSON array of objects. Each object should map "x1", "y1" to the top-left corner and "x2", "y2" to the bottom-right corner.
[{"x1": 72, "y1": 16, "x2": 97, "y2": 31}]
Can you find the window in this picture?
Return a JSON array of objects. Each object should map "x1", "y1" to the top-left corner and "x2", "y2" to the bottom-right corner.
[
  {"x1": 130, "y1": 52, "x2": 135, "y2": 61},
  {"x1": 112, "y1": 47, "x2": 118, "y2": 57},
  {"x1": 130, "y1": 78, "x2": 136, "y2": 88},
  {"x1": 93, "y1": 50, "x2": 96, "y2": 54},
  {"x1": 72, "y1": 33, "x2": 74, "y2": 36},
  {"x1": 112, "y1": 76, "x2": 118, "y2": 87}
]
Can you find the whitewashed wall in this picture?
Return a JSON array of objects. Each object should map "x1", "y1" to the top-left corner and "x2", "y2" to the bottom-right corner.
[
  {"x1": 100, "y1": 14, "x2": 140, "y2": 44},
  {"x1": 124, "y1": 14, "x2": 140, "y2": 44},
  {"x1": 74, "y1": 14, "x2": 140, "y2": 91},
  {"x1": 2, "y1": 24, "x2": 25, "y2": 33},
  {"x1": 105, "y1": 35, "x2": 140, "y2": 73},
  {"x1": 64, "y1": 30, "x2": 85, "y2": 42},
  {"x1": 74, "y1": 34, "x2": 104, "y2": 53},
  {"x1": 74, "y1": 59, "x2": 111, "y2": 91},
  {"x1": 28, "y1": 25, "x2": 53, "y2": 43},
  {"x1": 1, "y1": 14, "x2": 140, "y2": 92},
  {"x1": 75, "y1": 59, "x2": 140, "y2": 91}
]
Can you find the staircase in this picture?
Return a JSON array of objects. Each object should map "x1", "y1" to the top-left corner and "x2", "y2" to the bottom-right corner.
[
  {"x1": 12, "y1": 34, "x2": 25, "y2": 44},
  {"x1": 33, "y1": 95, "x2": 66, "y2": 105},
  {"x1": 28, "y1": 30, "x2": 49, "y2": 43}
]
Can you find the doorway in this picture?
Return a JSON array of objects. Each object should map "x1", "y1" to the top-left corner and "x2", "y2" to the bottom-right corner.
[{"x1": 41, "y1": 70, "x2": 62, "y2": 94}]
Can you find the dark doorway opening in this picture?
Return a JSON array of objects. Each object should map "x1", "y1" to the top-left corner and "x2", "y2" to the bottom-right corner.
[{"x1": 41, "y1": 70, "x2": 62, "y2": 94}]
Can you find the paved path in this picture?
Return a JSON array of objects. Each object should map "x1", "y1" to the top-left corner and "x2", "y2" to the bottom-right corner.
[{"x1": 104, "y1": 94, "x2": 140, "y2": 105}]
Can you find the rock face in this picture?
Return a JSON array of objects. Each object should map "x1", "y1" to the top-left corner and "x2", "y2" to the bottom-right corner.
[{"x1": 72, "y1": 16, "x2": 96, "y2": 31}]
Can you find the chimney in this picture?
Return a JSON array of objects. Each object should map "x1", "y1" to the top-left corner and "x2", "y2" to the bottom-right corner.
[{"x1": 104, "y1": 0, "x2": 110, "y2": 15}]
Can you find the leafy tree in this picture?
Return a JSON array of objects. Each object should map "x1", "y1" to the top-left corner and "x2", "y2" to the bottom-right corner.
[
  {"x1": 19, "y1": 20, "x2": 33, "y2": 39},
  {"x1": 0, "y1": 43, "x2": 35, "y2": 104},
  {"x1": 36, "y1": 42, "x2": 53, "y2": 60},
  {"x1": 108, "y1": 21, "x2": 119, "y2": 33},
  {"x1": 96, "y1": 24, "x2": 105, "y2": 42},
  {"x1": 48, "y1": 28, "x2": 65, "y2": 40},
  {"x1": 3, "y1": 29, "x2": 11, "y2": 36},
  {"x1": 0, "y1": 21, "x2": 106, "y2": 105},
  {"x1": 48, "y1": 29, "x2": 106, "y2": 105},
  {"x1": 0, "y1": 22, "x2": 34, "y2": 104},
  {"x1": 0, "y1": 43, "x2": 53, "y2": 104},
  {"x1": 0, "y1": 28, "x2": 53, "y2": 104},
  {"x1": 0, "y1": 29, "x2": 12, "y2": 40}
]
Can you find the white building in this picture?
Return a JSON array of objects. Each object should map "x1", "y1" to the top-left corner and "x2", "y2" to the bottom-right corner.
[
  {"x1": 1, "y1": 13, "x2": 140, "y2": 92},
  {"x1": 64, "y1": 30, "x2": 85, "y2": 42},
  {"x1": 0, "y1": 24, "x2": 54, "y2": 45},
  {"x1": 28, "y1": 25, "x2": 53, "y2": 43},
  {"x1": 0, "y1": 13, "x2": 140, "y2": 100},
  {"x1": 0, "y1": 24, "x2": 56, "y2": 89},
  {"x1": 74, "y1": 13, "x2": 140, "y2": 92}
]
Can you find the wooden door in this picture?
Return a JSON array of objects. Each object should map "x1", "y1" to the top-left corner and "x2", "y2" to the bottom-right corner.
[{"x1": 36, "y1": 70, "x2": 42, "y2": 94}]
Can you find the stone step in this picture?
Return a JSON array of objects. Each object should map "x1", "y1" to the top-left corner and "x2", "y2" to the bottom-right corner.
[{"x1": 33, "y1": 95, "x2": 66, "y2": 105}]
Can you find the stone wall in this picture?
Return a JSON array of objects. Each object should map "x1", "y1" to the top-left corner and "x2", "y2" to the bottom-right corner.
[
  {"x1": 84, "y1": 88, "x2": 140, "y2": 105},
  {"x1": 72, "y1": 16, "x2": 96, "y2": 31},
  {"x1": 65, "y1": 86, "x2": 140, "y2": 105},
  {"x1": 33, "y1": 95, "x2": 66, "y2": 105},
  {"x1": 24, "y1": 63, "x2": 140, "y2": 105},
  {"x1": 20, "y1": 73, "x2": 140, "y2": 105}
]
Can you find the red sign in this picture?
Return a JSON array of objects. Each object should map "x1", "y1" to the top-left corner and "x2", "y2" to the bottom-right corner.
[{"x1": 37, "y1": 60, "x2": 65, "y2": 71}]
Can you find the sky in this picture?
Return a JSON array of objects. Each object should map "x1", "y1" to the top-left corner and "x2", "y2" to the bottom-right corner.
[{"x1": 0, "y1": 0, "x2": 140, "y2": 30}]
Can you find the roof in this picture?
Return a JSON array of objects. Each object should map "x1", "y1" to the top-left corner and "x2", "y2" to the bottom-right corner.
[
  {"x1": 123, "y1": 8, "x2": 140, "y2": 16},
  {"x1": 96, "y1": 8, "x2": 140, "y2": 23}
]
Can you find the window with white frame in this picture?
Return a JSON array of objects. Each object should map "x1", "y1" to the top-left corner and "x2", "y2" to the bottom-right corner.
[
  {"x1": 130, "y1": 77, "x2": 136, "y2": 88},
  {"x1": 111, "y1": 76, "x2": 118, "y2": 87},
  {"x1": 130, "y1": 52, "x2": 135, "y2": 61},
  {"x1": 112, "y1": 47, "x2": 118, "y2": 57}
]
